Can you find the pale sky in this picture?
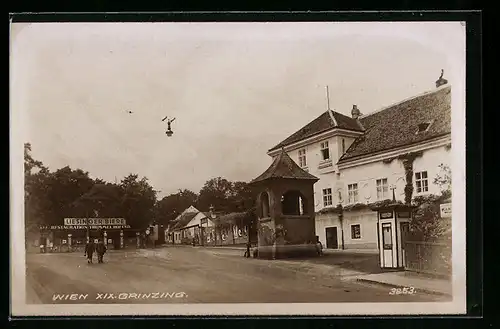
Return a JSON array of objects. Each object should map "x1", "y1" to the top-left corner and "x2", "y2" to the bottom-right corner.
[{"x1": 10, "y1": 22, "x2": 465, "y2": 197}]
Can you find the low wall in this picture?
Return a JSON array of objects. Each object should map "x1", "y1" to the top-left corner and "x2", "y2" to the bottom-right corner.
[
  {"x1": 255, "y1": 244, "x2": 319, "y2": 259},
  {"x1": 344, "y1": 242, "x2": 378, "y2": 250}
]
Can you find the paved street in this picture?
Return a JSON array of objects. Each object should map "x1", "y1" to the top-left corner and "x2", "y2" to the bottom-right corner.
[{"x1": 26, "y1": 246, "x2": 449, "y2": 304}]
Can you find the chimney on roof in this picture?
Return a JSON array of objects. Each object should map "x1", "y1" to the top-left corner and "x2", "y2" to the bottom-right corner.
[
  {"x1": 351, "y1": 105, "x2": 361, "y2": 119},
  {"x1": 436, "y1": 69, "x2": 448, "y2": 88}
]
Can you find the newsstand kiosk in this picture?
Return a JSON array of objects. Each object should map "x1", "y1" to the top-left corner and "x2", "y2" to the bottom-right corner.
[{"x1": 372, "y1": 203, "x2": 414, "y2": 269}]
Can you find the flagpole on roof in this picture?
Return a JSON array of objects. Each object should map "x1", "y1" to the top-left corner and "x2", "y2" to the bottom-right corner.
[{"x1": 326, "y1": 85, "x2": 331, "y2": 111}]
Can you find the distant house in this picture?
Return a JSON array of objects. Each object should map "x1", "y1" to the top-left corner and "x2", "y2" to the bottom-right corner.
[
  {"x1": 266, "y1": 73, "x2": 451, "y2": 250},
  {"x1": 165, "y1": 206, "x2": 214, "y2": 245},
  {"x1": 204, "y1": 211, "x2": 252, "y2": 246}
]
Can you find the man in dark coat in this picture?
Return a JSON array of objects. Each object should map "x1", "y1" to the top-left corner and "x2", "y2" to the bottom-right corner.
[
  {"x1": 84, "y1": 240, "x2": 95, "y2": 263},
  {"x1": 315, "y1": 236, "x2": 323, "y2": 256},
  {"x1": 96, "y1": 240, "x2": 107, "y2": 263},
  {"x1": 244, "y1": 241, "x2": 251, "y2": 258}
]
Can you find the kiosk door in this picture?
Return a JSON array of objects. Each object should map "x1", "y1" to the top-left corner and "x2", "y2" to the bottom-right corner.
[
  {"x1": 381, "y1": 223, "x2": 394, "y2": 267},
  {"x1": 400, "y1": 222, "x2": 410, "y2": 267}
]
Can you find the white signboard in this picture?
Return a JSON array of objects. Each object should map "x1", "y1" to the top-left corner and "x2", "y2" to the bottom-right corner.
[
  {"x1": 440, "y1": 203, "x2": 452, "y2": 218},
  {"x1": 64, "y1": 218, "x2": 126, "y2": 226}
]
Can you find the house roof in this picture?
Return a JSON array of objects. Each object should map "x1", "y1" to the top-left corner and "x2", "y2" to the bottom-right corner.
[
  {"x1": 339, "y1": 85, "x2": 451, "y2": 162},
  {"x1": 170, "y1": 212, "x2": 199, "y2": 231},
  {"x1": 250, "y1": 149, "x2": 319, "y2": 184},
  {"x1": 268, "y1": 110, "x2": 364, "y2": 152},
  {"x1": 212, "y1": 212, "x2": 248, "y2": 226}
]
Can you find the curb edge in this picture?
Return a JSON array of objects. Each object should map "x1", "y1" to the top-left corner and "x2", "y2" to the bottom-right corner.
[{"x1": 355, "y1": 278, "x2": 452, "y2": 297}]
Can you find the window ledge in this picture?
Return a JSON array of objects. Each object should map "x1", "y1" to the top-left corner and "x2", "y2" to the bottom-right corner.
[
  {"x1": 318, "y1": 159, "x2": 333, "y2": 169},
  {"x1": 282, "y1": 215, "x2": 310, "y2": 219}
]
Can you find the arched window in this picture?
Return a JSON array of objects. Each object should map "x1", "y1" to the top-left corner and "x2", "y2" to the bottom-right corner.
[
  {"x1": 281, "y1": 190, "x2": 308, "y2": 215},
  {"x1": 260, "y1": 192, "x2": 270, "y2": 218}
]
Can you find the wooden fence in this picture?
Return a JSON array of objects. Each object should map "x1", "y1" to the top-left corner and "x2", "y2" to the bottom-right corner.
[{"x1": 404, "y1": 240, "x2": 452, "y2": 277}]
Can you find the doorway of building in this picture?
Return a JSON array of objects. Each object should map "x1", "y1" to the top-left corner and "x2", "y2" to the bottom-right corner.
[{"x1": 325, "y1": 227, "x2": 339, "y2": 249}]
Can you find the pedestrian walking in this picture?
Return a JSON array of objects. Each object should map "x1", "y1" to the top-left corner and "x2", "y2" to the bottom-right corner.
[
  {"x1": 84, "y1": 240, "x2": 95, "y2": 264},
  {"x1": 244, "y1": 241, "x2": 251, "y2": 258},
  {"x1": 96, "y1": 240, "x2": 107, "y2": 263},
  {"x1": 315, "y1": 236, "x2": 323, "y2": 256}
]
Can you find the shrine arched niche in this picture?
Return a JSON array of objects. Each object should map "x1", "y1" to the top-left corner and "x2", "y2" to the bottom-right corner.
[
  {"x1": 281, "y1": 190, "x2": 308, "y2": 216},
  {"x1": 258, "y1": 191, "x2": 271, "y2": 218}
]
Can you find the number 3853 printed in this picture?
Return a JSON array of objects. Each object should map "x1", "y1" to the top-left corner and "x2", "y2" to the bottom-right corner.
[{"x1": 389, "y1": 287, "x2": 416, "y2": 295}]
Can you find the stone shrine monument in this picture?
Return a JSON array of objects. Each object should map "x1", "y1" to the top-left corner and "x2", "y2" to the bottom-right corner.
[{"x1": 249, "y1": 149, "x2": 319, "y2": 259}]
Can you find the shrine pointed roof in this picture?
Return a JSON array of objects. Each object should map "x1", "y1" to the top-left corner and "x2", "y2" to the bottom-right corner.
[{"x1": 250, "y1": 149, "x2": 319, "y2": 184}]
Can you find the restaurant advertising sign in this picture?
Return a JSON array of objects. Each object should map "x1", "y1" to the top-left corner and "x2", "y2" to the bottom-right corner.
[
  {"x1": 64, "y1": 218, "x2": 127, "y2": 226},
  {"x1": 39, "y1": 218, "x2": 130, "y2": 230}
]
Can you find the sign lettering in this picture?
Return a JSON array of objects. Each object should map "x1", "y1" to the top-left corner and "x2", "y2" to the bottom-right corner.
[
  {"x1": 397, "y1": 212, "x2": 411, "y2": 218},
  {"x1": 440, "y1": 203, "x2": 452, "y2": 218},
  {"x1": 380, "y1": 211, "x2": 393, "y2": 219},
  {"x1": 40, "y1": 224, "x2": 131, "y2": 230},
  {"x1": 63, "y1": 218, "x2": 126, "y2": 226}
]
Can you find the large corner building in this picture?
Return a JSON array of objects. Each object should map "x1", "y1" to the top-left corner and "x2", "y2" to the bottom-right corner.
[{"x1": 266, "y1": 74, "x2": 451, "y2": 250}]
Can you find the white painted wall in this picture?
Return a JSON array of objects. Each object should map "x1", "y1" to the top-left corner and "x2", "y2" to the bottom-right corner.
[
  {"x1": 282, "y1": 134, "x2": 358, "y2": 213},
  {"x1": 284, "y1": 136, "x2": 337, "y2": 175},
  {"x1": 270, "y1": 126, "x2": 451, "y2": 250},
  {"x1": 343, "y1": 211, "x2": 378, "y2": 249},
  {"x1": 315, "y1": 213, "x2": 340, "y2": 249},
  {"x1": 316, "y1": 210, "x2": 378, "y2": 250},
  {"x1": 339, "y1": 155, "x2": 406, "y2": 204},
  {"x1": 412, "y1": 145, "x2": 452, "y2": 197},
  {"x1": 338, "y1": 144, "x2": 451, "y2": 205}
]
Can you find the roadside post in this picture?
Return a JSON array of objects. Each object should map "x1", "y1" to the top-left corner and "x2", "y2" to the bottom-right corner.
[{"x1": 120, "y1": 230, "x2": 124, "y2": 249}]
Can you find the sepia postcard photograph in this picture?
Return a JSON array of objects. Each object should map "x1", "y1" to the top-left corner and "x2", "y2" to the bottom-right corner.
[{"x1": 10, "y1": 19, "x2": 467, "y2": 316}]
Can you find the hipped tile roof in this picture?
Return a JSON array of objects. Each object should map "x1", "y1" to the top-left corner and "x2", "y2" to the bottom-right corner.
[
  {"x1": 339, "y1": 85, "x2": 451, "y2": 162},
  {"x1": 251, "y1": 149, "x2": 319, "y2": 184},
  {"x1": 266, "y1": 84, "x2": 451, "y2": 162},
  {"x1": 268, "y1": 110, "x2": 364, "y2": 152}
]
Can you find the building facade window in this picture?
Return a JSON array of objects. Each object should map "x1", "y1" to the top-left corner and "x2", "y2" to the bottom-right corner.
[
  {"x1": 322, "y1": 188, "x2": 332, "y2": 207},
  {"x1": 298, "y1": 148, "x2": 307, "y2": 168},
  {"x1": 415, "y1": 171, "x2": 429, "y2": 193},
  {"x1": 320, "y1": 141, "x2": 330, "y2": 160},
  {"x1": 351, "y1": 224, "x2": 361, "y2": 239},
  {"x1": 376, "y1": 178, "x2": 389, "y2": 200},
  {"x1": 342, "y1": 139, "x2": 346, "y2": 154},
  {"x1": 347, "y1": 183, "x2": 359, "y2": 204}
]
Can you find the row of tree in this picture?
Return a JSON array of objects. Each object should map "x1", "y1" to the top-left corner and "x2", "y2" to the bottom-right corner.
[
  {"x1": 25, "y1": 142, "x2": 451, "y2": 242},
  {"x1": 24, "y1": 143, "x2": 257, "y2": 233}
]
